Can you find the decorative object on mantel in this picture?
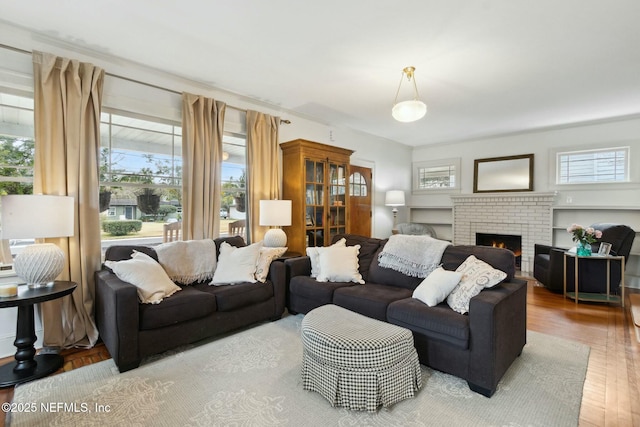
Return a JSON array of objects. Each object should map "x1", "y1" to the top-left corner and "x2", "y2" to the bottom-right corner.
[
  {"x1": 391, "y1": 66, "x2": 427, "y2": 123},
  {"x1": 567, "y1": 223, "x2": 602, "y2": 257},
  {"x1": 1, "y1": 195, "x2": 74, "y2": 288},
  {"x1": 385, "y1": 190, "x2": 405, "y2": 233},
  {"x1": 473, "y1": 154, "x2": 534, "y2": 193}
]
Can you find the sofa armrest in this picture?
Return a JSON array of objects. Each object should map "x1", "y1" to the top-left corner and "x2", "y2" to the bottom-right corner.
[
  {"x1": 284, "y1": 256, "x2": 312, "y2": 278},
  {"x1": 466, "y1": 279, "x2": 527, "y2": 396},
  {"x1": 268, "y1": 260, "x2": 287, "y2": 318},
  {"x1": 94, "y1": 269, "x2": 141, "y2": 372}
]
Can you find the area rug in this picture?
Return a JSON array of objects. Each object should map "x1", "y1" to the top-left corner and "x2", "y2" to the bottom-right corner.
[{"x1": 7, "y1": 315, "x2": 589, "y2": 427}]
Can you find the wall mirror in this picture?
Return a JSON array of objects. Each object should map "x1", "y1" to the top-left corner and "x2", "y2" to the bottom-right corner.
[{"x1": 473, "y1": 154, "x2": 534, "y2": 193}]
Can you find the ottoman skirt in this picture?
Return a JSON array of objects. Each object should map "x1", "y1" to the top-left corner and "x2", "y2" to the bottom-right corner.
[{"x1": 301, "y1": 304, "x2": 422, "y2": 412}]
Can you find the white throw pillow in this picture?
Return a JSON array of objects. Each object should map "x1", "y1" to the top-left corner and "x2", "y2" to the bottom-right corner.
[
  {"x1": 255, "y1": 246, "x2": 287, "y2": 282},
  {"x1": 306, "y1": 238, "x2": 346, "y2": 278},
  {"x1": 446, "y1": 255, "x2": 507, "y2": 314},
  {"x1": 316, "y1": 245, "x2": 364, "y2": 284},
  {"x1": 412, "y1": 267, "x2": 463, "y2": 307},
  {"x1": 105, "y1": 251, "x2": 181, "y2": 304},
  {"x1": 210, "y1": 241, "x2": 263, "y2": 285}
]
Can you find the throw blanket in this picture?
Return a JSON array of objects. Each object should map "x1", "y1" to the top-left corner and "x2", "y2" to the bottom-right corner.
[
  {"x1": 378, "y1": 234, "x2": 451, "y2": 278},
  {"x1": 155, "y1": 239, "x2": 217, "y2": 284}
]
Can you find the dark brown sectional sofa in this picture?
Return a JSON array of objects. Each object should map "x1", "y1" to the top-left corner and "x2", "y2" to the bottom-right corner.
[
  {"x1": 285, "y1": 234, "x2": 527, "y2": 397},
  {"x1": 95, "y1": 236, "x2": 286, "y2": 372}
]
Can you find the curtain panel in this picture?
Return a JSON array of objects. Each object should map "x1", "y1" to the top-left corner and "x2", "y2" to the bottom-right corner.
[
  {"x1": 32, "y1": 50, "x2": 103, "y2": 349},
  {"x1": 246, "y1": 111, "x2": 280, "y2": 243},
  {"x1": 181, "y1": 93, "x2": 226, "y2": 240}
]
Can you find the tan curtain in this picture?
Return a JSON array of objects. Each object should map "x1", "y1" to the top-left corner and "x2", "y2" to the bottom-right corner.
[
  {"x1": 181, "y1": 93, "x2": 226, "y2": 240},
  {"x1": 246, "y1": 110, "x2": 280, "y2": 243},
  {"x1": 32, "y1": 51, "x2": 103, "y2": 349}
]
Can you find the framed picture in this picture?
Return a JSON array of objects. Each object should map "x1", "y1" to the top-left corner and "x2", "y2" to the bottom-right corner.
[
  {"x1": 305, "y1": 214, "x2": 314, "y2": 227},
  {"x1": 598, "y1": 242, "x2": 612, "y2": 256}
]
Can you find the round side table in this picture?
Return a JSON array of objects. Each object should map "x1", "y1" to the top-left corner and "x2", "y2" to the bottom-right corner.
[{"x1": 0, "y1": 281, "x2": 76, "y2": 387}]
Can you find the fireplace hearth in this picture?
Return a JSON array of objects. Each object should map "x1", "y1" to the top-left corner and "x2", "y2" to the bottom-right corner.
[{"x1": 476, "y1": 232, "x2": 522, "y2": 269}]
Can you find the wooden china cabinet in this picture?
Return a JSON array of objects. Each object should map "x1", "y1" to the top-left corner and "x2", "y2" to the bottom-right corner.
[{"x1": 280, "y1": 139, "x2": 354, "y2": 255}]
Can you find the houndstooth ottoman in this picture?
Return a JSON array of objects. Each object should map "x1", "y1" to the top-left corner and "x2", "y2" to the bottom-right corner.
[{"x1": 300, "y1": 304, "x2": 422, "y2": 412}]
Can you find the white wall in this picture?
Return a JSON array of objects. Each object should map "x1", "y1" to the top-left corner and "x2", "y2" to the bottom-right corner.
[{"x1": 411, "y1": 118, "x2": 640, "y2": 208}]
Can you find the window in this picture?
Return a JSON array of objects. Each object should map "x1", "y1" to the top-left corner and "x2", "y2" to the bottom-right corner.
[
  {"x1": 412, "y1": 158, "x2": 461, "y2": 193},
  {"x1": 0, "y1": 92, "x2": 35, "y2": 264},
  {"x1": 556, "y1": 147, "x2": 629, "y2": 184},
  {"x1": 99, "y1": 110, "x2": 182, "y2": 249},
  {"x1": 349, "y1": 172, "x2": 367, "y2": 197},
  {"x1": 220, "y1": 134, "x2": 247, "y2": 237}
]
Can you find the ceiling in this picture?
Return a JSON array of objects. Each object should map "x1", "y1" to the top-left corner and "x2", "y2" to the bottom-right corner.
[{"x1": 3, "y1": 0, "x2": 640, "y2": 147}]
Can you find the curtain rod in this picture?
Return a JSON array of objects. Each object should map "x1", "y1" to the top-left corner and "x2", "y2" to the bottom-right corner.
[{"x1": 1, "y1": 43, "x2": 291, "y2": 125}]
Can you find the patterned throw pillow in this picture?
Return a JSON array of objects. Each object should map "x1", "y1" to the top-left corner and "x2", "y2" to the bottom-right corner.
[
  {"x1": 255, "y1": 246, "x2": 287, "y2": 282},
  {"x1": 446, "y1": 255, "x2": 507, "y2": 314}
]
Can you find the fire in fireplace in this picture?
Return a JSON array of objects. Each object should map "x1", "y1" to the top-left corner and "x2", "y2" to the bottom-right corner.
[{"x1": 476, "y1": 233, "x2": 522, "y2": 268}]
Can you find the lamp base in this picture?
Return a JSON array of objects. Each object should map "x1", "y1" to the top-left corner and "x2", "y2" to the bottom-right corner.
[
  {"x1": 13, "y1": 244, "x2": 65, "y2": 288},
  {"x1": 264, "y1": 229, "x2": 287, "y2": 248}
]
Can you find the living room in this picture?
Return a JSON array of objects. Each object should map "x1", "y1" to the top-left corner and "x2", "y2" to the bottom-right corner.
[{"x1": 0, "y1": 2, "x2": 639, "y2": 426}]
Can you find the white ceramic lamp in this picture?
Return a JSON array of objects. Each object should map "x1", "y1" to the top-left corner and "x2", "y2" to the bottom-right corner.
[
  {"x1": 385, "y1": 190, "x2": 405, "y2": 232},
  {"x1": 1, "y1": 195, "x2": 74, "y2": 288},
  {"x1": 259, "y1": 200, "x2": 292, "y2": 247}
]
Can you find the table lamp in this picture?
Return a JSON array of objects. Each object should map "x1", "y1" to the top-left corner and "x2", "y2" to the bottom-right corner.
[
  {"x1": 259, "y1": 200, "x2": 292, "y2": 247},
  {"x1": 1, "y1": 195, "x2": 74, "y2": 288},
  {"x1": 385, "y1": 190, "x2": 405, "y2": 232}
]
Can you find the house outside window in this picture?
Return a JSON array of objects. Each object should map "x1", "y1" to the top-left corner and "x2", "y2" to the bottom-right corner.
[
  {"x1": 556, "y1": 146, "x2": 629, "y2": 184},
  {"x1": 412, "y1": 158, "x2": 461, "y2": 193},
  {"x1": 0, "y1": 92, "x2": 35, "y2": 264}
]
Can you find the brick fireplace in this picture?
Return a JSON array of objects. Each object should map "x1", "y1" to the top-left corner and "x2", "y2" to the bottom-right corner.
[{"x1": 451, "y1": 193, "x2": 556, "y2": 274}]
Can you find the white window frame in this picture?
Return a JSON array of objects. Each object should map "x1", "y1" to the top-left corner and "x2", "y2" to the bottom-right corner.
[
  {"x1": 412, "y1": 157, "x2": 461, "y2": 194},
  {"x1": 552, "y1": 145, "x2": 632, "y2": 188}
]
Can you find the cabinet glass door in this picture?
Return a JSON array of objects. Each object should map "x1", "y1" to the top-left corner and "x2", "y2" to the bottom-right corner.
[
  {"x1": 328, "y1": 163, "x2": 347, "y2": 242},
  {"x1": 305, "y1": 159, "x2": 324, "y2": 247}
]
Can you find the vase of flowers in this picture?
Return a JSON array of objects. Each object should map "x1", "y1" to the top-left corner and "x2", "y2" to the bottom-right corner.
[{"x1": 567, "y1": 224, "x2": 602, "y2": 257}]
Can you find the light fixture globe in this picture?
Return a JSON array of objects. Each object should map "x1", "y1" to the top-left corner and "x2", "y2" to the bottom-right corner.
[
  {"x1": 392, "y1": 66, "x2": 427, "y2": 123},
  {"x1": 392, "y1": 100, "x2": 427, "y2": 123}
]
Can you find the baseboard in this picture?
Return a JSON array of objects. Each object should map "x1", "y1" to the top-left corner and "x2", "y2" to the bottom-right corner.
[{"x1": 0, "y1": 329, "x2": 44, "y2": 358}]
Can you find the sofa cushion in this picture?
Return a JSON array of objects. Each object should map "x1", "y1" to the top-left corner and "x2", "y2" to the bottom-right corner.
[
  {"x1": 333, "y1": 283, "x2": 413, "y2": 321},
  {"x1": 367, "y1": 246, "x2": 423, "y2": 291},
  {"x1": 289, "y1": 276, "x2": 354, "y2": 305},
  {"x1": 441, "y1": 245, "x2": 515, "y2": 281},
  {"x1": 331, "y1": 234, "x2": 384, "y2": 281},
  {"x1": 387, "y1": 298, "x2": 470, "y2": 350},
  {"x1": 138, "y1": 286, "x2": 217, "y2": 330},
  {"x1": 193, "y1": 281, "x2": 274, "y2": 312}
]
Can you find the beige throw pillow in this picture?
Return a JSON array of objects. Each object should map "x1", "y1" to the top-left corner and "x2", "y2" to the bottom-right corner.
[
  {"x1": 255, "y1": 246, "x2": 287, "y2": 282},
  {"x1": 316, "y1": 245, "x2": 364, "y2": 284},
  {"x1": 306, "y1": 238, "x2": 346, "y2": 278},
  {"x1": 210, "y1": 241, "x2": 263, "y2": 285},
  {"x1": 446, "y1": 255, "x2": 507, "y2": 314},
  {"x1": 412, "y1": 267, "x2": 463, "y2": 307},
  {"x1": 105, "y1": 251, "x2": 181, "y2": 304}
]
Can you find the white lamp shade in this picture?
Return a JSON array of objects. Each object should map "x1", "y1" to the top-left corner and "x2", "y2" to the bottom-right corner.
[
  {"x1": 259, "y1": 200, "x2": 292, "y2": 227},
  {"x1": 1, "y1": 195, "x2": 74, "y2": 239},
  {"x1": 392, "y1": 100, "x2": 427, "y2": 123},
  {"x1": 385, "y1": 190, "x2": 405, "y2": 207}
]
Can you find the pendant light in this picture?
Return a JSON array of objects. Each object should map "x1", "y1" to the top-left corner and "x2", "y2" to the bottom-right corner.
[{"x1": 392, "y1": 66, "x2": 427, "y2": 123}]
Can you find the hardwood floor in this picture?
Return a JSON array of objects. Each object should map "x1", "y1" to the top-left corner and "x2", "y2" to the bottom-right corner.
[{"x1": 0, "y1": 279, "x2": 638, "y2": 426}]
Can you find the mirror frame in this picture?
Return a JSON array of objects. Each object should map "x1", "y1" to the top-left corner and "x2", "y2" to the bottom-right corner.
[{"x1": 473, "y1": 154, "x2": 534, "y2": 193}]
